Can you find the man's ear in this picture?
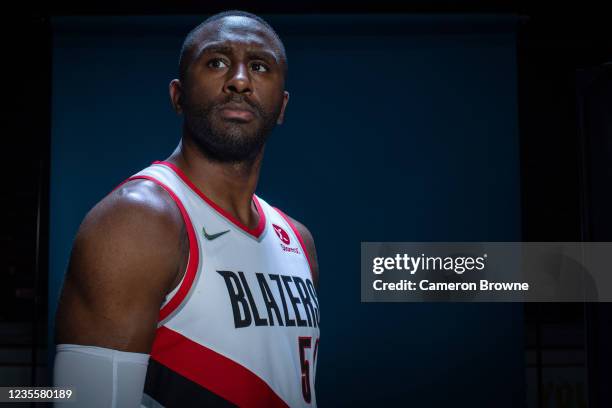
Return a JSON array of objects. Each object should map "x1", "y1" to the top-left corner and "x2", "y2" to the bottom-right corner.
[
  {"x1": 169, "y1": 79, "x2": 183, "y2": 114},
  {"x1": 276, "y1": 91, "x2": 290, "y2": 125}
]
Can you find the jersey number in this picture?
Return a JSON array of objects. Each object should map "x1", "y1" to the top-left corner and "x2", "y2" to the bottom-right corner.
[{"x1": 298, "y1": 336, "x2": 319, "y2": 403}]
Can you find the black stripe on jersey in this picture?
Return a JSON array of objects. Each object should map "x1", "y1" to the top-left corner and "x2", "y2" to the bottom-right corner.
[{"x1": 144, "y1": 358, "x2": 237, "y2": 408}]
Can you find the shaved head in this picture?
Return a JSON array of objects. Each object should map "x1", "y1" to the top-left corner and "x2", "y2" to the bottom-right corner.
[
  {"x1": 170, "y1": 10, "x2": 290, "y2": 164},
  {"x1": 178, "y1": 10, "x2": 288, "y2": 82}
]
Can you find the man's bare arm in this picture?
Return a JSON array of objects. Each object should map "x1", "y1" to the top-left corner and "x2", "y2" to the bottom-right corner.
[{"x1": 55, "y1": 179, "x2": 187, "y2": 353}]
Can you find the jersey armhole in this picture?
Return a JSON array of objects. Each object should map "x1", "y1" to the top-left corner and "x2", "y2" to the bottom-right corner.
[
  {"x1": 124, "y1": 175, "x2": 200, "y2": 323},
  {"x1": 272, "y1": 207, "x2": 315, "y2": 282}
]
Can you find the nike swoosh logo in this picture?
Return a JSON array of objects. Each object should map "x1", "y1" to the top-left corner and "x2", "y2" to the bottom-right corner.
[{"x1": 202, "y1": 227, "x2": 230, "y2": 241}]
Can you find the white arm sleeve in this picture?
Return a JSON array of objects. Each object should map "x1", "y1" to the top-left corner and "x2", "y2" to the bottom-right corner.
[{"x1": 53, "y1": 344, "x2": 150, "y2": 408}]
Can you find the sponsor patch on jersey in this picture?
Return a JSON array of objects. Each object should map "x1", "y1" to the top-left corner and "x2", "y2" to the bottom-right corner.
[
  {"x1": 273, "y1": 224, "x2": 290, "y2": 244},
  {"x1": 273, "y1": 224, "x2": 300, "y2": 254}
]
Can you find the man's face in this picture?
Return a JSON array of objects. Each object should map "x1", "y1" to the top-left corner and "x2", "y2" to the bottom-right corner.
[{"x1": 177, "y1": 16, "x2": 288, "y2": 163}]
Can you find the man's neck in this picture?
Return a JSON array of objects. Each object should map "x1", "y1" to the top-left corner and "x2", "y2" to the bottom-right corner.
[{"x1": 166, "y1": 137, "x2": 263, "y2": 230}]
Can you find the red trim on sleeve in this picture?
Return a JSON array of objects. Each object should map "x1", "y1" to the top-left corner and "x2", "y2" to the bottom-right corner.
[
  {"x1": 151, "y1": 326, "x2": 289, "y2": 408},
  {"x1": 123, "y1": 175, "x2": 200, "y2": 323},
  {"x1": 153, "y1": 161, "x2": 266, "y2": 239},
  {"x1": 273, "y1": 208, "x2": 314, "y2": 281}
]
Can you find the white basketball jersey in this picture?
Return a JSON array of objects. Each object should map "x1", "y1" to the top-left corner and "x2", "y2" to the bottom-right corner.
[{"x1": 129, "y1": 162, "x2": 320, "y2": 408}]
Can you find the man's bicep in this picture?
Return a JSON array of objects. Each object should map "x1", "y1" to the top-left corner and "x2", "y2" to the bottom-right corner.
[
  {"x1": 56, "y1": 237, "x2": 162, "y2": 352},
  {"x1": 55, "y1": 187, "x2": 183, "y2": 353}
]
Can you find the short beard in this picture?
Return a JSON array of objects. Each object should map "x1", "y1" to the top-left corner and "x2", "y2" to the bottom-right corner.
[{"x1": 183, "y1": 93, "x2": 281, "y2": 164}]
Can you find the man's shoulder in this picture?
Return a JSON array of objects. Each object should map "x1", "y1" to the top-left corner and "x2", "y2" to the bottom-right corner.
[
  {"x1": 57, "y1": 180, "x2": 185, "y2": 351},
  {"x1": 274, "y1": 210, "x2": 319, "y2": 287},
  {"x1": 86, "y1": 178, "x2": 183, "y2": 233},
  {"x1": 73, "y1": 178, "x2": 186, "y2": 274},
  {"x1": 284, "y1": 215, "x2": 314, "y2": 247}
]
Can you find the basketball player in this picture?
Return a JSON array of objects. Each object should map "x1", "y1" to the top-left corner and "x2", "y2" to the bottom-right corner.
[{"x1": 54, "y1": 11, "x2": 320, "y2": 408}]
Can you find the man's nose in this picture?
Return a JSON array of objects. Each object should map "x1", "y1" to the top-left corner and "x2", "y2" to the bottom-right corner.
[{"x1": 224, "y1": 63, "x2": 252, "y2": 95}]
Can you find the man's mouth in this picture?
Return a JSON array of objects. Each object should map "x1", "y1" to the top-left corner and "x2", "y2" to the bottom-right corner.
[{"x1": 218, "y1": 103, "x2": 256, "y2": 122}]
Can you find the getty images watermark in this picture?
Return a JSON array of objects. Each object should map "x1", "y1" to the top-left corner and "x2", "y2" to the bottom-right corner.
[
  {"x1": 371, "y1": 252, "x2": 529, "y2": 292},
  {"x1": 361, "y1": 243, "x2": 611, "y2": 302}
]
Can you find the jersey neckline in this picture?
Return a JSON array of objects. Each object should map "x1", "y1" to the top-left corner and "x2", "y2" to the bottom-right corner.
[{"x1": 152, "y1": 160, "x2": 267, "y2": 239}]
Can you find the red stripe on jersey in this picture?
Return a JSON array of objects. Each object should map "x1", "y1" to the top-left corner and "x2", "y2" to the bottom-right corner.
[
  {"x1": 273, "y1": 208, "x2": 314, "y2": 281},
  {"x1": 125, "y1": 175, "x2": 199, "y2": 322},
  {"x1": 151, "y1": 326, "x2": 289, "y2": 408},
  {"x1": 153, "y1": 161, "x2": 267, "y2": 239}
]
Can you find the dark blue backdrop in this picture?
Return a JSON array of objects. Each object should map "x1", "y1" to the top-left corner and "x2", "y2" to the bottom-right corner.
[{"x1": 50, "y1": 15, "x2": 524, "y2": 406}]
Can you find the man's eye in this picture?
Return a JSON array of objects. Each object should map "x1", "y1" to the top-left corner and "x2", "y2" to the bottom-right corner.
[
  {"x1": 251, "y1": 62, "x2": 269, "y2": 72},
  {"x1": 208, "y1": 59, "x2": 228, "y2": 69}
]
